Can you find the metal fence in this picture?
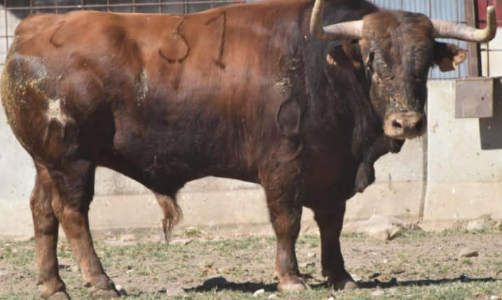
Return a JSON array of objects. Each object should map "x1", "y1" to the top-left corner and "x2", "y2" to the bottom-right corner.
[{"x1": 0, "y1": 0, "x2": 494, "y2": 78}]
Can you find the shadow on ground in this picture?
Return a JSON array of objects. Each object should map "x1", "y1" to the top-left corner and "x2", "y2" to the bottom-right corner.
[{"x1": 185, "y1": 275, "x2": 500, "y2": 293}]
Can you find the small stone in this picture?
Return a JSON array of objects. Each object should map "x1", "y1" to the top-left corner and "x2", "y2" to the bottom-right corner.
[
  {"x1": 388, "y1": 227, "x2": 402, "y2": 240},
  {"x1": 459, "y1": 248, "x2": 479, "y2": 258},
  {"x1": 391, "y1": 267, "x2": 405, "y2": 275},
  {"x1": 466, "y1": 215, "x2": 494, "y2": 232},
  {"x1": 327, "y1": 297, "x2": 335, "y2": 300},
  {"x1": 115, "y1": 284, "x2": 127, "y2": 296},
  {"x1": 147, "y1": 235, "x2": 162, "y2": 243},
  {"x1": 120, "y1": 234, "x2": 136, "y2": 242},
  {"x1": 268, "y1": 293, "x2": 277, "y2": 299},
  {"x1": 171, "y1": 238, "x2": 193, "y2": 245},
  {"x1": 184, "y1": 227, "x2": 203, "y2": 237},
  {"x1": 307, "y1": 252, "x2": 316, "y2": 258},
  {"x1": 371, "y1": 289, "x2": 385, "y2": 296},
  {"x1": 165, "y1": 283, "x2": 185, "y2": 296},
  {"x1": 71, "y1": 265, "x2": 79, "y2": 273},
  {"x1": 496, "y1": 221, "x2": 502, "y2": 231},
  {"x1": 467, "y1": 221, "x2": 489, "y2": 231},
  {"x1": 58, "y1": 244, "x2": 69, "y2": 252},
  {"x1": 0, "y1": 269, "x2": 9, "y2": 277},
  {"x1": 58, "y1": 259, "x2": 73, "y2": 271},
  {"x1": 345, "y1": 215, "x2": 409, "y2": 241},
  {"x1": 352, "y1": 274, "x2": 362, "y2": 281},
  {"x1": 367, "y1": 229, "x2": 390, "y2": 241},
  {"x1": 253, "y1": 289, "x2": 265, "y2": 297}
]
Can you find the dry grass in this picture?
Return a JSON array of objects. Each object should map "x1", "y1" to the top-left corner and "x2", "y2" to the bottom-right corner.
[{"x1": 1, "y1": 230, "x2": 501, "y2": 300}]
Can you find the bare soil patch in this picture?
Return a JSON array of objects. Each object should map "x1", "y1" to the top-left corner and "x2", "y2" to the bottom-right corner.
[{"x1": 0, "y1": 230, "x2": 501, "y2": 300}]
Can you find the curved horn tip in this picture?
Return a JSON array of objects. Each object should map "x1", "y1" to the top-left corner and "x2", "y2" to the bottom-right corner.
[
  {"x1": 484, "y1": 5, "x2": 497, "y2": 41},
  {"x1": 310, "y1": 0, "x2": 328, "y2": 40}
]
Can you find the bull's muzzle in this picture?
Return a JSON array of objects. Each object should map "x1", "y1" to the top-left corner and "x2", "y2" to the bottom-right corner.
[{"x1": 383, "y1": 111, "x2": 426, "y2": 140}]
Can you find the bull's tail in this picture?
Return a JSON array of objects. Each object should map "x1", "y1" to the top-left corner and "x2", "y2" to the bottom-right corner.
[{"x1": 154, "y1": 193, "x2": 183, "y2": 243}]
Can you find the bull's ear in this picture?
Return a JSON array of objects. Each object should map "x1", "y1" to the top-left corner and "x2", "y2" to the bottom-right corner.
[
  {"x1": 326, "y1": 44, "x2": 363, "y2": 70},
  {"x1": 433, "y1": 41, "x2": 467, "y2": 72}
]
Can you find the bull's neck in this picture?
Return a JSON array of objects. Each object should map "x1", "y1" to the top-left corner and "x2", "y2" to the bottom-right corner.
[{"x1": 303, "y1": 39, "x2": 382, "y2": 157}]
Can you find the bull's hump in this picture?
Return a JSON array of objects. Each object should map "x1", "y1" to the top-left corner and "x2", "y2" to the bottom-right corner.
[{"x1": 15, "y1": 14, "x2": 61, "y2": 37}]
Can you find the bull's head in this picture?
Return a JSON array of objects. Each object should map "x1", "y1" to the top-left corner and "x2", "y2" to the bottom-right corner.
[{"x1": 310, "y1": 0, "x2": 497, "y2": 140}]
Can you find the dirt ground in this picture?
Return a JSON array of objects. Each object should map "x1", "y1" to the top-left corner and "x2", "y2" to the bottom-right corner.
[{"x1": 1, "y1": 229, "x2": 502, "y2": 300}]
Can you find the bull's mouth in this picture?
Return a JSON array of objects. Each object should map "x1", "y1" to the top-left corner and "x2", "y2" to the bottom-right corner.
[{"x1": 383, "y1": 111, "x2": 427, "y2": 140}]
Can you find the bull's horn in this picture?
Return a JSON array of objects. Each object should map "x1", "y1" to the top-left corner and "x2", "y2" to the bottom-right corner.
[
  {"x1": 310, "y1": 0, "x2": 363, "y2": 41},
  {"x1": 432, "y1": 6, "x2": 497, "y2": 42}
]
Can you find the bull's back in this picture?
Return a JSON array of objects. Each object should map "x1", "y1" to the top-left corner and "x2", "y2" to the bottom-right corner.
[{"x1": 2, "y1": 0, "x2": 310, "y2": 178}]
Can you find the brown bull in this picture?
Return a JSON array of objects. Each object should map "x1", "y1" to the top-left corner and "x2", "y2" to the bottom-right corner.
[{"x1": 1, "y1": 0, "x2": 496, "y2": 298}]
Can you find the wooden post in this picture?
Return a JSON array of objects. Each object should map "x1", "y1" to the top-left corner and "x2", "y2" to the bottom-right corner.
[{"x1": 465, "y1": 0, "x2": 481, "y2": 77}]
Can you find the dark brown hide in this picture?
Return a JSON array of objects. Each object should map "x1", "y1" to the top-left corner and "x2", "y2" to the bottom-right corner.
[{"x1": 0, "y1": 0, "x2": 478, "y2": 297}]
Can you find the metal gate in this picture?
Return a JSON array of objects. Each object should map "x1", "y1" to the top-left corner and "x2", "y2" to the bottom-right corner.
[{"x1": 0, "y1": 0, "x2": 497, "y2": 78}]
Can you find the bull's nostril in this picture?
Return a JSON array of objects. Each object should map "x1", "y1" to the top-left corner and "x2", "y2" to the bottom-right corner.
[
  {"x1": 415, "y1": 120, "x2": 423, "y2": 132},
  {"x1": 392, "y1": 120, "x2": 403, "y2": 129}
]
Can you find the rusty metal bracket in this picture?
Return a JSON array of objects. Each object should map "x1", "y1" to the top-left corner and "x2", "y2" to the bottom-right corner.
[{"x1": 455, "y1": 77, "x2": 497, "y2": 118}]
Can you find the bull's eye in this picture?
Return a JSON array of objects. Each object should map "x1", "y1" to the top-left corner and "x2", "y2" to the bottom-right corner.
[{"x1": 365, "y1": 52, "x2": 375, "y2": 73}]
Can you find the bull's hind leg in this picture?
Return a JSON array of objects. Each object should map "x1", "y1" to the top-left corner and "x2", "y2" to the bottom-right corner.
[
  {"x1": 314, "y1": 202, "x2": 358, "y2": 291},
  {"x1": 30, "y1": 162, "x2": 70, "y2": 300},
  {"x1": 50, "y1": 160, "x2": 120, "y2": 299},
  {"x1": 261, "y1": 161, "x2": 307, "y2": 292}
]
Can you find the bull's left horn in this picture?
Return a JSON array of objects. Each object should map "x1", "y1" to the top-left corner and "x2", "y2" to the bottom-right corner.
[
  {"x1": 432, "y1": 6, "x2": 497, "y2": 42},
  {"x1": 310, "y1": 0, "x2": 363, "y2": 41}
]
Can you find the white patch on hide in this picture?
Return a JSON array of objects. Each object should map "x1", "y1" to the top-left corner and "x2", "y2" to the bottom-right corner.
[{"x1": 46, "y1": 98, "x2": 73, "y2": 125}]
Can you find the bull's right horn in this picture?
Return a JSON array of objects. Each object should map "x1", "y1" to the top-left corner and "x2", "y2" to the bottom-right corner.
[
  {"x1": 310, "y1": 0, "x2": 363, "y2": 41},
  {"x1": 432, "y1": 6, "x2": 497, "y2": 42}
]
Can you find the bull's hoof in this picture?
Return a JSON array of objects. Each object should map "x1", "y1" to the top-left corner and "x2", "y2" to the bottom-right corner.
[
  {"x1": 45, "y1": 291, "x2": 71, "y2": 300},
  {"x1": 277, "y1": 277, "x2": 310, "y2": 293},
  {"x1": 331, "y1": 278, "x2": 359, "y2": 291},
  {"x1": 90, "y1": 288, "x2": 121, "y2": 299}
]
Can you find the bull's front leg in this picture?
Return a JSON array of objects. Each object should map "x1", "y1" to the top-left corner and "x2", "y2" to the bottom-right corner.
[
  {"x1": 354, "y1": 136, "x2": 404, "y2": 193},
  {"x1": 314, "y1": 202, "x2": 358, "y2": 291},
  {"x1": 260, "y1": 161, "x2": 307, "y2": 292}
]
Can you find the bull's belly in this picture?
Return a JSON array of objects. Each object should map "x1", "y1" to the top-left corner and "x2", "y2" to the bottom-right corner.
[{"x1": 103, "y1": 126, "x2": 260, "y2": 192}]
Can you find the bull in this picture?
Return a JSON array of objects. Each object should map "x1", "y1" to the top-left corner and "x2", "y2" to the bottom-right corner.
[{"x1": 1, "y1": 0, "x2": 496, "y2": 298}]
